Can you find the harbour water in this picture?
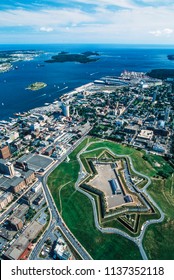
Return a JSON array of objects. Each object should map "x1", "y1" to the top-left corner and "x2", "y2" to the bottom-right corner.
[{"x1": 0, "y1": 44, "x2": 174, "y2": 120}]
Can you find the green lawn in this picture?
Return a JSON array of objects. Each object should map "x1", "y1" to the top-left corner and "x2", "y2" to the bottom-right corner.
[
  {"x1": 142, "y1": 154, "x2": 173, "y2": 178},
  {"x1": 143, "y1": 177, "x2": 174, "y2": 259}
]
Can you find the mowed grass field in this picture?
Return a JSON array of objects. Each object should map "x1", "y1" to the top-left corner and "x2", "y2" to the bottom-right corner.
[
  {"x1": 143, "y1": 176, "x2": 174, "y2": 259},
  {"x1": 48, "y1": 137, "x2": 174, "y2": 259}
]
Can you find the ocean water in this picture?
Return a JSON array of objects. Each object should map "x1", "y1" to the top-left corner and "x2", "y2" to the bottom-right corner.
[{"x1": 0, "y1": 44, "x2": 174, "y2": 120}]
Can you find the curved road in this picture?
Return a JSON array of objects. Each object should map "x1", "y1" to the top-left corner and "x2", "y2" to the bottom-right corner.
[
  {"x1": 30, "y1": 137, "x2": 165, "y2": 260},
  {"x1": 30, "y1": 135, "x2": 93, "y2": 260}
]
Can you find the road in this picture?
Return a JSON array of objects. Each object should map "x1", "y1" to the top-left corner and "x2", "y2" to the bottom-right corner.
[{"x1": 29, "y1": 132, "x2": 93, "y2": 260}]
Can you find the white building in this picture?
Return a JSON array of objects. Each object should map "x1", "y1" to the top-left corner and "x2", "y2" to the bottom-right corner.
[
  {"x1": 54, "y1": 238, "x2": 72, "y2": 260},
  {"x1": 62, "y1": 103, "x2": 70, "y2": 117}
]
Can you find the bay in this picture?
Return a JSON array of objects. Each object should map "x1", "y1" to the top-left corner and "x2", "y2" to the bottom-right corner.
[{"x1": 0, "y1": 44, "x2": 174, "y2": 120}]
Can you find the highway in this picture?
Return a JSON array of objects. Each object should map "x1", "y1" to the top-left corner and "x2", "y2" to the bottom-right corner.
[
  {"x1": 29, "y1": 132, "x2": 93, "y2": 260},
  {"x1": 75, "y1": 141, "x2": 165, "y2": 260}
]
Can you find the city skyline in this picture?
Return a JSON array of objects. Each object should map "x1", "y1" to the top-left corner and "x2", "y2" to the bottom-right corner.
[{"x1": 0, "y1": 0, "x2": 174, "y2": 44}]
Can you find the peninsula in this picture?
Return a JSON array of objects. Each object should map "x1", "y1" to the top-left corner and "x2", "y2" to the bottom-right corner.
[
  {"x1": 45, "y1": 51, "x2": 100, "y2": 64},
  {"x1": 26, "y1": 82, "x2": 47, "y2": 91},
  {"x1": 167, "y1": 55, "x2": 174, "y2": 60},
  {"x1": 0, "y1": 50, "x2": 43, "y2": 74},
  {"x1": 147, "y1": 68, "x2": 174, "y2": 79}
]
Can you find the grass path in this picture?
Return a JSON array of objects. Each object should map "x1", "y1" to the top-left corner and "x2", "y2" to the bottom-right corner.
[{"x1": 59, "y1": 181, "x2": 72, "y2": 214}]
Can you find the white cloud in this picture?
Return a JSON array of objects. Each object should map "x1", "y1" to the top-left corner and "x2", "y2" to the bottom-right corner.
[
  {"x1": 0, "y1": 8, "x2": 93, "y2": 27},
  {"x1": 149, "y1": 28, "x2": 173, "y2": 37},
  {"x1": 40, "y1": 27, "x2": 54, "y2": 32},
  {"x1": 0, "y1": 2, "x2": 174, "y2": 43},
  {"x1": 75, "y1": 0, "x2": 137, "y2": 9}
]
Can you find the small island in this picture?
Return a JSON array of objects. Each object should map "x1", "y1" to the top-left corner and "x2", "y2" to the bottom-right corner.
[
  {"x1": 26, "y1": 82, "x2": 47, "y2": 91},
  {"x1": 45, "y1": 51, "x2": 100, "y2": 64},
  {"x1": 167, "y1": 55, "x2": 174, "y2": 60}
]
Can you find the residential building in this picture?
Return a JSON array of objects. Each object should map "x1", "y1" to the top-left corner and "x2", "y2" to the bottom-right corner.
[
  {"x1": 0, "y1": 191, "x2": 14, "y2": 211},
  {"x1": 8, "y1": 216, "x2": 23, "y2": 231}
]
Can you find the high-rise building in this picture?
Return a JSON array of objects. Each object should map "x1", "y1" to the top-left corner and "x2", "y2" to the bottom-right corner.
[
  {"x1": 152, "y1": 90, "x2": 157, "y2": 102},
  {"x1": 165, "y1": 106, "x2": 170, "y2": 122},
  {"x1": 0, "y1": 145, "x2": 11, "y2": 159},
  {"x1": 0, "y1": 159, "x2": 15, "y2": 177},
  {"x1": 62, "y1": 103, "x2": 70, "y2": 117}
]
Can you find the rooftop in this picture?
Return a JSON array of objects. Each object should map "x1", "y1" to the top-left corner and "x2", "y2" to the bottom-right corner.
[
  {"x1": 4, "y1": 221, "x2": 43, "y2": 260},
  {"x1": 16, "y1": 153, "x2": 54, "y2": 172}
]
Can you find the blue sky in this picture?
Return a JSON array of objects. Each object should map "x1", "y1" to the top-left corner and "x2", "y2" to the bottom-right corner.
[{"x1": 0, "y1": 0, "x2": 174, "y2": 44}]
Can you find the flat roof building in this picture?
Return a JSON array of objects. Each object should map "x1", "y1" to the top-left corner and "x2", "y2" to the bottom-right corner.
[
  {"x1": 22, "y1": 190, "x2": 38, "y2": 205},
  {"x1": 109, "y1": 179, "x2": 122, "y2": 195},
  {"x1": 8, "y1": 216, "x2": 23, "y2": 231},
  {"x1": 16, "y1": 153, "x2": 54, "y2": 172},
  {"x1": 54, "y1": 238, "x2": 72, "y2": 260},
  {"x1": 31, "y1": 181, "x2": 42, "y2": 193},
  {"x1": 0, "y1": 176, "x2": 12, "y2": 192},
  {"x1": 10, "y1": 177, "x2": 26, "y2": 193},
  {"x1": 22, "y1": 170, "x2": 36, "y2": 185},
  {"x1": 124, "y1": 195, "x2": 133, "y2": 203},
  {"x1": 137, "y1": 130, "x2": 153, "y2": 141},
  {"x1": 10, "y1": 204, "x2": 29, "y2": 222},
  {"x1": 0, "y1": 159, "x2": 15, "y2": 177}
]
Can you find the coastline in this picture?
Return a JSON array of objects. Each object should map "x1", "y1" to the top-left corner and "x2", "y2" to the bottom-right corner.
[{"x1": 1, "y1": 44, "x2": 174, "y2": 121}]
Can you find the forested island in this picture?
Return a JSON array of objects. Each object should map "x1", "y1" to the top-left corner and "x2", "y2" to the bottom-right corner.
[
  {"x1": 26, "y1": 82, "x2": 47, "y2": 91},
  {"x1": 45, "y1": 51, "x2": 100, "y2": 64},
  {"x1": 167, "y1": 55, "x2": 174, "y2": 60},
  {"x1": 147, "y1": 69, "x2": 174, "y2": 79}
]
